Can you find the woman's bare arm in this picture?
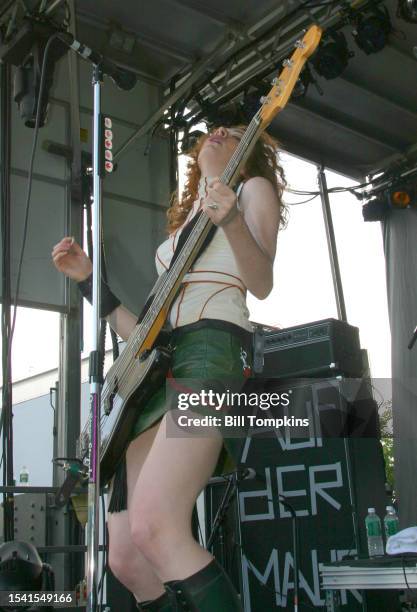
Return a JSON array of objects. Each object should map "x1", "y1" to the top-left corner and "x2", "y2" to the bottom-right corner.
[
  {"x1": 51, "y1": 236, "x2": 139, "y2": 341},
  {"x1": 220, "y1": 176, "x2": 280, "y2": 300},
  {"x1": 105, "y1": 304, "x2": 138, "y2": 341}
]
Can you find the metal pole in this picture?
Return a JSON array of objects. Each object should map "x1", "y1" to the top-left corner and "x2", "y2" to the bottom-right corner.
[
  {"x1": 0, "y1": 59, "x2": 14, "y2": 543},
  {"x1": 52, "y1": 0, "x2": 84, "y2": 590},
  {"x1": 234, "y1": 474, "x2": 245, "y2": 612},
  {"x1": 317, "y1": 166, "x2": 347, "y2": 322},
  {"x1": 44, "y1": 0, "x2": 66, "y2": 16},
  {"x1": 86, "y1": 65, "x2": 103, "y2": 612}
]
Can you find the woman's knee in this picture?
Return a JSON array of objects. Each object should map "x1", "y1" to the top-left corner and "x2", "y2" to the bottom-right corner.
[
  {"x1": 130, "y1": 502, "x2": 190, "y2": 561},
  {"x1": 108, "y1": 543, "x2": 140, "y2": 587},
  {"x1": 107, "y1": 513, "x2": 146, "y2": 587}
]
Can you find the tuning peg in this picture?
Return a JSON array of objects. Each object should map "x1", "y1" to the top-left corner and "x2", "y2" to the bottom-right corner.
[
  {"x1": 294, "y1": 39, "x2": 306, "y2": 49},
  {"x1": 282, "y1": 58, "x2": 294, "y2": 68},
  {"x1": 271, "y1": 77, "x2": 283, "y2": 87},
  {"x1": 260, "y1": 95, "x2": 270, "y2": 104}
]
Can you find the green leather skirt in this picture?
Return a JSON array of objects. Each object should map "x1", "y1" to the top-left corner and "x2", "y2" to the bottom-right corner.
[
  {"x1": 130, "y1": 324, "x2": 252, "y2": 476},
  {"x1": 108, "y1": 322, "x2": 252, "y2": 513}
]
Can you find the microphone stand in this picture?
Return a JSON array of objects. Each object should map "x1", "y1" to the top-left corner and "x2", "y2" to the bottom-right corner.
[
  {"x1": 207, "y1": 470, "x2": 300, "y2": 612},
  {"x1": 278, "y1": 496, "x2": 300, "y2": 612},
  {"x1": 85, "y1": 63, "x2": 104, "y2": 612}
]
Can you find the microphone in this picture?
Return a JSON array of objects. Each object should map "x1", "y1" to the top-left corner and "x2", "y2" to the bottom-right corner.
[{"x1": 56, "y1": 32, "x2": 138, "y2": 91}]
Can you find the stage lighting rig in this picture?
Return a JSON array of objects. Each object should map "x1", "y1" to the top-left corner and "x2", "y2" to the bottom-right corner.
[
  {"x1": 362, "y1": 180, "x2": 416, "y2": 221},
  {"x1": 398, "y1": 0, "x2": 417, "y2": 22},
  {"x1": 351, "y1": 5, "x2": 392, "y2": 54},
  {"x1": 310, "y1": 30, "x2": 353, "y2": 80}
]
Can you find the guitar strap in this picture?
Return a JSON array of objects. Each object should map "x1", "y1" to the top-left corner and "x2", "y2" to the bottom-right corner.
[{"x1": 168, "y1": 209, "x2": 217, "y2": 271}]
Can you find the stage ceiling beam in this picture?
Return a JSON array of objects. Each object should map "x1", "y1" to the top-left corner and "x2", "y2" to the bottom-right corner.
[
  {"x1": 339, "y1": 75, "x2": 417, "y2": 121},
  {"x1": 288, "y1": 101, "x2": 400, "y2": 152},
  {"x1": 163, "y1": 0, "x2": 233, "y2": 27},
  {"x1": 76, "y1": 8, "x2": 195, "y2": 65}
]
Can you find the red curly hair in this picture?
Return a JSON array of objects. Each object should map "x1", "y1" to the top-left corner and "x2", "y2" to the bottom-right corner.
[{"x1": 166, "y1": 125, "x2": 287, "y2": 234}]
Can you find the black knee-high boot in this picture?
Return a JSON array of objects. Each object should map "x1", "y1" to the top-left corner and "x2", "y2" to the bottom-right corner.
[
  {"x1": 163, "y1": 558, "x2": 243, "y2": 612},
  {"x1": 136, "y1": 591, "x2": 173, "y2": 611}
]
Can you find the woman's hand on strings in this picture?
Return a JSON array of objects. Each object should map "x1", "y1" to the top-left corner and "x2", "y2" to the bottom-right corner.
[
  {"x1": 51, "y1": 236, "x2": 93, "y2": 282},
  {"x1": 203, "y1": 177, "x2": 240, "y2": 227}
]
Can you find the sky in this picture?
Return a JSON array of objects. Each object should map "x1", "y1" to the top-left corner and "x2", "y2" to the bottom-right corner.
[{"x1": 4, "y1": 150, "x2": 391, "y2": 393}]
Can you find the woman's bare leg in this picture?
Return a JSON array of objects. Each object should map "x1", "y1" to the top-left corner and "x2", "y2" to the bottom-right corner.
[
  {"x1": 107, "y1": 419, "x2": 167, "y2": 602},
  {"x1": 129, "y1": 409, "x2": 224, "y2": 581}
]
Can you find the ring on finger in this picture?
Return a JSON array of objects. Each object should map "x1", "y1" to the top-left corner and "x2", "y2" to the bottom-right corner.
[{"x1": 207, "y1": 203, "x2": 219, "y2": 210}]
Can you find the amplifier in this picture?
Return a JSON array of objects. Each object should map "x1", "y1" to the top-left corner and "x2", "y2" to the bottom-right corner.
[{"x1": 257, "y1": 318, "x2": 364, "y2": 379}]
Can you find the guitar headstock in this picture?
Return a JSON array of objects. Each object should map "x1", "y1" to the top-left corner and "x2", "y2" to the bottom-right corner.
[{"x1": 258, "y1": 25, "x2": 323, "y2": 129}]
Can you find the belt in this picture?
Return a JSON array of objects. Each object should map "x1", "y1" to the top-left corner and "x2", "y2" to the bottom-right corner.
[{"x1": 171, "y1": 318, "x2": 253, "y2": 351}]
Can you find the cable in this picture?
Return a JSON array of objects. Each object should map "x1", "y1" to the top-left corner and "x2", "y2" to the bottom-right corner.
[
  {"x1": 0, "y1": 32, "x2": 60, "y2": 443},
  {"x1": 402, "y1": 555, "x2": 416, "y2": 596},
  {"x1": 285, "y1": 176, "x2": 373, "y2": 197},
  {"x1": 285, "y1": 193, "x2": 320, "y2": 206}
]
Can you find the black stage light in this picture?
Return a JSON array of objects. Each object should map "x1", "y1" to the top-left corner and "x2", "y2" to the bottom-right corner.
[
  {"x1": 240, "y1": 82, "x2": 270, "y2": 121},
  {"x1": 311, "y1": 30, "x2": 353, "y2": 79},
  {"x1": 352, "y1": 5, "x2": 392, "y2": 54},
  {"x1": 0, "y1": 541, "x2": 55, "y2": 611},
  {"x1": 398, "y1": 0, "x2": 417, "y2": 22},
  {"x1": 362, "y1": 197, "x2": 389, "y2": 221},
  {"x1": 195, "y1": 94, "x2": 242, "y2": 128},
  {"x1": 180, "y1": 129, "x2": 205, "y2": 154},
  {"x1": 0, "y1": 541, "x2": 43, "y2": 592},
  {"x1": 0, "y1": 20, "x2": 67, "y2": 127},
  {"x1": 291, "y1": 64, "x2": 321, "y2": 98}
]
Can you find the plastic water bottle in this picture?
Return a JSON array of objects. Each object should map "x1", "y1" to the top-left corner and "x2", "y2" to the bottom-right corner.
[
  {"x1": 365, "y1": 508, "x2": 384, "y2": 557},
  {"x1": 19, "y1": 465, "x2": 29, "y2": 484},
  {"x1": 384, "y1": 506, "x2": 399, "y2": 539}
]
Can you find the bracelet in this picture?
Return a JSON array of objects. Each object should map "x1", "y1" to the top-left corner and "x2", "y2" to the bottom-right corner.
[{"x1": 77, "y1": 273, "x2": 121, "y2": 318}]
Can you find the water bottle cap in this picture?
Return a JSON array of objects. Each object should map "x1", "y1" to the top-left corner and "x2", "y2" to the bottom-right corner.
[
  {"x1": 368, "y1": 507, "x2": 375, "y2": 513},
  {"x1": 386, "y1": 505, "x2": 394, "y2": 511}
]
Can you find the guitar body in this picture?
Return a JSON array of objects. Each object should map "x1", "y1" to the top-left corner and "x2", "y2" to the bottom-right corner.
[{"x1": 79, "y1": 344, "x2": 172, "y2": 486}]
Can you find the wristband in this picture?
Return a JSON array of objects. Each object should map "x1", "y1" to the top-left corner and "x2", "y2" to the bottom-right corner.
[{"x1": 77, "y1": 273, "x2": 121, "y2": 318}]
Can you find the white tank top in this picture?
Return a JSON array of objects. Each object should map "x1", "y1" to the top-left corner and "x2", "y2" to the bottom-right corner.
[{"x1": 155, "y1": 177, "x2": 253, "y2": 332}]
